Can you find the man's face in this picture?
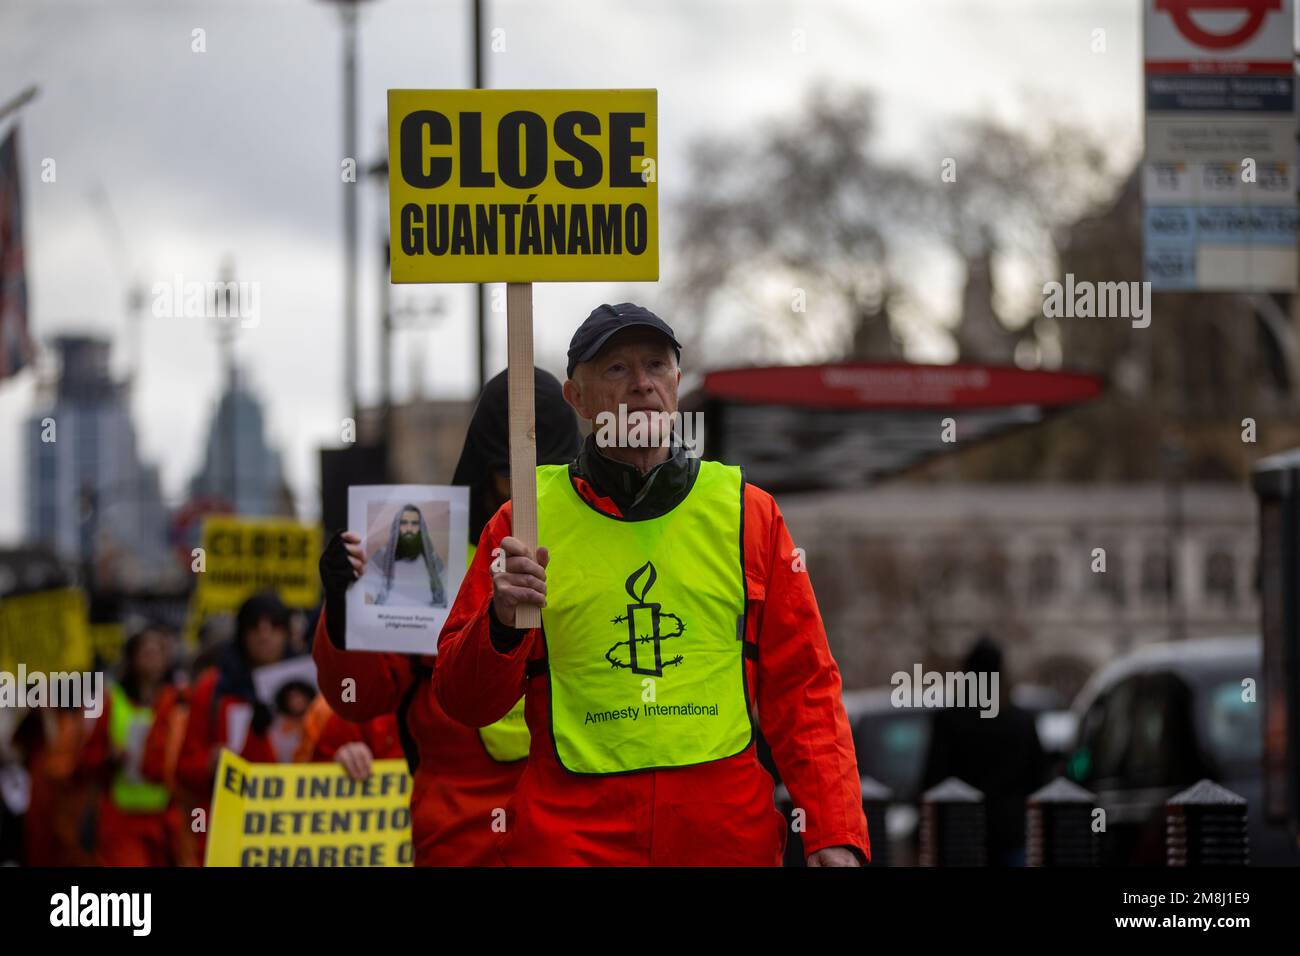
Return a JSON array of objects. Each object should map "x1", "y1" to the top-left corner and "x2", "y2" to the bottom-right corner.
[
  {"x1": 563, "y1": 327, "x2": 680, "y2": 424},
  {"x1": 396, "y1": 509, "x2": 423, "y2": 559}
]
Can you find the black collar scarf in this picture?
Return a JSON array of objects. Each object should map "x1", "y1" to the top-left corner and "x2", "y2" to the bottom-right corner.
[{"x1": 572, "y1": 430, "x2": 699, "y2": 520}]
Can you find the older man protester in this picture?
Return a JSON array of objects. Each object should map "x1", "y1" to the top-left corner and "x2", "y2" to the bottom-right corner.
[{"x1": 433, "y1": 302, "x2": 868, "y2": 866}]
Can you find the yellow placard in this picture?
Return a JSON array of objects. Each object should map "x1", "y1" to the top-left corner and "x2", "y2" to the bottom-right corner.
[
  {"x1": 194, "y1": 516, "x2": 322, "y2": 614},
  {"x1": 0, "y1": 587, "x2": 92, "y2": 675},
  {"x1": 205, "y1": 750, "x2": 413, "y2": 867},
  {"x1": 387, "y1": 89, "x2": 658, "y2": 283}
]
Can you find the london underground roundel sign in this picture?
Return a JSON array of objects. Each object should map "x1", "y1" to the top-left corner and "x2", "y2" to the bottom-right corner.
[{"x1": 1154, "y1": 0, "x2": 1282, "y2": 50}]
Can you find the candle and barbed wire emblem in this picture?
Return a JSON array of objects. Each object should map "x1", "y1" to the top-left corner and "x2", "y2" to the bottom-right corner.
[{"x1": 606, "y1": 561, "x2": 686, "y2": 677}]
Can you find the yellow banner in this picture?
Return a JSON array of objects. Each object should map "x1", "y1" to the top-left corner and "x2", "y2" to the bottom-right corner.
[
  {"x1": 0, "y1": 587, "x2": 92, "y2": 674},
  {"x1": 387, "y1": 89, "x2": 658, "y2": 283},
  {"x1": 194, "y1": 516, "x2": 322, "y2": 613},
  {"x1": 205, "y1": 750, "x2": 414, "y2": 867}
]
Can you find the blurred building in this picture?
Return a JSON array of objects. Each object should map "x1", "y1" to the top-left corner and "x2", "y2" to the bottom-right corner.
[
  {"x1": 954, "y1": 240, "x2": 1024, "y2": 365},
  {"x1": 338, "y1": 396, "x2": 477, "y2": 483},
  {"x1": 782, "y1": 483, "x2": 1258, "y2": 701},
  {"x1": 380, "y1": 397, "x2": 476, "y2": 483},
  {"x1": 317, "y1": 397, "x2": 473, "y2": 534},
  {"x1": 0, "y1": 544, "x2": 72, "y2": 598},
  {"x1": 24, "y1": 335, "x2": 172, "y2": 590},
  {"x1": 188, "y1": 371, "x2": 294, "y2": 517}
]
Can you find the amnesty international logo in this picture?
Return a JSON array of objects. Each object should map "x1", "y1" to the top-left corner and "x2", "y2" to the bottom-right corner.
[{"x1": 606, "y1": 561, "x2": 685, "y2": 677}]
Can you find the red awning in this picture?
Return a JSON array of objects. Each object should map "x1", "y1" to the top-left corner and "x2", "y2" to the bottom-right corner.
[{"x1": 694, "y1": 362, "x2": 1103, "y2": 492}]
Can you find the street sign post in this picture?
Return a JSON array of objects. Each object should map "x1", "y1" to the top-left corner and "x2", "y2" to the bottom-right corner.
[{"x1": 1143, "y1": 0, "x2": 1298, "y2": 290}]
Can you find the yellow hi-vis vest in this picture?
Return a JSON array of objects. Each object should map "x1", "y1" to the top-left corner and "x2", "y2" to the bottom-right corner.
[
  {"x1": 108, "y1": 682, "x2": 171, "y2": 813},
  {"x1": 536, "y1": 460, "x2": 752, "y2": 775},
  {"x1": 465, "y1": 542, "x2": 529, "y2": 763}
]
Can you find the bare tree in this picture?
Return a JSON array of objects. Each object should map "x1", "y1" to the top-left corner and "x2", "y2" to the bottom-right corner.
[
  {"x1": 667, "y1": 85, "x2": 1123, "y2": 368},
  {"x1": 667, "y1": 86, "x2": 929, "y2": 366}
]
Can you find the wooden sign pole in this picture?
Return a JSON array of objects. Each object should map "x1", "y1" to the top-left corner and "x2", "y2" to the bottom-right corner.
[{"x1": 506, "y1": 281, "x2": 542, "y2": 629}]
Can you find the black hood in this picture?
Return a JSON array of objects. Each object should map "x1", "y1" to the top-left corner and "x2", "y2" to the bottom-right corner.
[{"x1": 452, "y1": 367, "x2": 582, "y2": 543}]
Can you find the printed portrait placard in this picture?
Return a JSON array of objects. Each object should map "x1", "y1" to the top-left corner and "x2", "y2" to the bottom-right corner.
[{"x1": 345, "y1": 485, "x2": 468, "y2": 654}]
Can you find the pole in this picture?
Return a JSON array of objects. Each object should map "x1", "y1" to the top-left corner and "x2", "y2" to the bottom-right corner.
[
  {"x1": 0, "y1": 85, "x2": 38, "y2": 124},
  {"x1": 343, "y1": 3, "x2": 360, "y2": 422},
  {"x1": 473, "y1": 0, "x2": 487, "y2": 392},
  {"x1": 381, "y1": 239, "x2": 392, "y2": 438},
  {"x1": 507, "y1": 282, "x2": 541, "y2": 629}
]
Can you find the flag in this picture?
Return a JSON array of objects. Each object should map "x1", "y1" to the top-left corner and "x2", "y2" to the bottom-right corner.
[{"x1": 0, "y1": 126, "x2": 32, "y2": 380}]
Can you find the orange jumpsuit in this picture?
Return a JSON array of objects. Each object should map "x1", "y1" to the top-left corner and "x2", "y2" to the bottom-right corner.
[
  {"x1": 313, "y1": 629, "x2": 525, "y2": 866},
  {"x1": 175, "y1": 667, "x2": 279, "y2": 861},
  {"x1": 82, "y1": 690, "x2": 175, "y2": 867},
  {"x1": 19, "y1": 710, "x2": 97, "y2": 866},
  {"x1": 295, "y1": 693, "x2": 402, "y2": 764},
  {"x1": 435, "y1": 475, "x2": 869, "y2": 866},
  {"x1": 140, "y1": 682, "x2": 200, "y2": 866}
]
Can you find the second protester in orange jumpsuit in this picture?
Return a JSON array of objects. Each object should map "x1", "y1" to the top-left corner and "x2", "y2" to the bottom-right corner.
[{"x1": 313, "y1": 368, "x2": 581, "y2": 865}]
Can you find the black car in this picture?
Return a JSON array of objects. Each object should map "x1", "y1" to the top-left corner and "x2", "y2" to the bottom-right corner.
[{"x1": 1066, "y1": 636, "x2": 1298, "y2": 865}]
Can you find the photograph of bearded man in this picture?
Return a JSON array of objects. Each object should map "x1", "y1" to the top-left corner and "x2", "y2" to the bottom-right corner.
[{"x1": 361, "y1": 503, "x2": 449, "y2": 608}]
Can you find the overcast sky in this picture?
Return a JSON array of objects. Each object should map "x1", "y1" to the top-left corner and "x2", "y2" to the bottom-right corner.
[{"x1": 0, "y1": 0, "x2": 1141, "y2": 542}]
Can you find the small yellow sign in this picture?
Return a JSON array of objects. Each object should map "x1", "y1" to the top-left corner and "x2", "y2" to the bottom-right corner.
[
  {"x1": 387, "y1": 89, "x2": 658, "y2": 283},
  {"x1": 194, "y1": 516, "x2": 322, "y2": 614},
  {"x1": 205, "y1": 750, "x2": 413, "y2": 867},
  {"x1": 0, "y1": 587, "x2": 92, "y2": 674}
]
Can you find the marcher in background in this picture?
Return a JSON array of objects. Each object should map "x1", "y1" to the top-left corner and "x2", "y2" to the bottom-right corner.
[
  {"x1": 140, "y1": 666, "x2": 199, "y2": 866},
  {"x1": 264, "y1": 679, "x2": 317, "y2": 762},
  {"x1": 193, "y1": 617, "x2": 234, "y2": 676},
  {"x1": 435, "y1": 303, "x2": 869, "y2": 866},
  {"x1": 921, "y1": 634, "x2": 1049, "y2": 866},
  {"x1": 295, "y1": 693, "x2": 402, "y2": 781},
  {"x1": 314, "y1": 367, "x2": 580, "y2": 865},
  {"x1": 0, "y1": 709, "x2": 26, "y2": 865},
  {"x1": 176, "y1": 592, "x2": 294, "y2": 859},
  {"x1": 14, "y1": 705, "x2": 97, "y2": 866},
  {"x1": 139, "y1": 617, "x2": 238, "y2": 867},
  {"x1": 83, "y1": 626, "x2": 177, "y2": 866}
]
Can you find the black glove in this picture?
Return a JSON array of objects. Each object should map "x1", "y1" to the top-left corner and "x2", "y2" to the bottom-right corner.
[
  {"x1": 319, "y1": 530, "x2": 355, "y2": 649},
  {"x1": 489, "y1": 602, "x2": 528, "y2": 653}
]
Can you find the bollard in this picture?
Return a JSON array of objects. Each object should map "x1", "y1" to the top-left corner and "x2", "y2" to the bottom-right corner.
[
  {"x1": 860, "y1": 775, "x2": 893, "y2": 867},
  {"x1": 1166, "y1": 779, "x2": 1249, "y2": 866},
  {"x1": 920, "y1": 777, "x2": 986, "y2": 866},
  {"x1": 1026, "y1": 777, "x2": 1100, "y2": 866}
]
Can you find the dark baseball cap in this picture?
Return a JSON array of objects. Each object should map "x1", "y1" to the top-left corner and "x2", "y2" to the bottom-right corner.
[{"x1": 566, "y1": 303, "x2": 681, "y2": 379}]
